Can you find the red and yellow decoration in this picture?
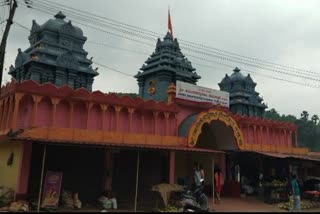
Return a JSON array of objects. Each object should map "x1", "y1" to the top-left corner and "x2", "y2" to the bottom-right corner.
[
  {"x1": 148, "y1": 80, "x2": 156, "y2": 95},
  {"x1": 187, "y1": 109, "x2": 244, "y2": 149}
]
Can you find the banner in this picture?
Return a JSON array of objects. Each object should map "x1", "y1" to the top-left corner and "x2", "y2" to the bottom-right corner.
[
  {"x1": 176, "y1": 81, "x2": 229, "y2": 108},
  {"x1": 41, "y1": 171, "x2": 63, "y2": 208}
]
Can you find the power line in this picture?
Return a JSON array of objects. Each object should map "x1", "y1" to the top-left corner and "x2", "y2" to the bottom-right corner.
[
  {"x1": 87, "y1": 41, "x2": 150, "y2": 56},
  {"x1": 22, "y1": 4, "x2": 155, "y2": 47},
  {"x1": 24, "y1": 0, "x2": 156, "y2": 42},
  {"x1": 27, "y1": 0, "x2": 316, "y2": 75},
  {"x1": 11, "y1": 20, "x2": 320, "y2": 89},
  {"x1": 22, "y1": 0, "x2": 320, "y2": 81},
  {"x1": 93, "y1": 61, "x2": 134, "y2": 77},
  {"x1": 13, "y1": 21, "x2": 30, "y2": 31}
]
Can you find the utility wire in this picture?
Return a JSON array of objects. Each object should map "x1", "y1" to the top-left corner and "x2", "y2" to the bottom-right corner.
[
  {"x1": 27, "y1": 0, "x2": 315, "y2": 75},
  {"x1": 12, "y1": 20, "x2": 320, "y2": 89},
  {"x1": 24, "y1": 0, "x2": 156, "y2": 42},
  {"x1": 22, "y1": 0, "x2": 320, "y2": 81},
  {"x1": 13, "y1": 21, "x2": 30, "y2": 31},
  {"x1": 87, "y1": 41, "x2": 150, "y2": 56},
  {"x1": 93, "y1": 61, "x2": 133, "y2": 77},
  {"x1": 22, "y1": 5, "x2": 155, "y2": 47}
]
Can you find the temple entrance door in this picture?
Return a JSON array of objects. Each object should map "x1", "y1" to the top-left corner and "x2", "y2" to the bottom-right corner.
[
  {"x1": 180, "y1": 109, "x2": 245, "y2": 198},
  {"x1": 196, "y1": 121, "x2": 239, "y2": 151}
]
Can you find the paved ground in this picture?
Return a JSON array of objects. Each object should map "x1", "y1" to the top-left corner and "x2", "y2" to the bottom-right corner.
[
  {"x1": 37, "y1": 196, "x2": 320, "y2": 212},
  {"x1": 209, "y1": 196, "x2": 320, "y2": 212}
]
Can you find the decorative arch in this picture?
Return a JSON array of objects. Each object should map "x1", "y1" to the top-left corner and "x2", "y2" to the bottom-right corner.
[{"x1": 187, "y1": 109, "x2": 244, "y2": 149}]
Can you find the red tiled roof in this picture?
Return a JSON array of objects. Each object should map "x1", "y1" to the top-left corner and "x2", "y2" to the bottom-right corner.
[
  {"x1": 241, "y1": 150, "x2": 320, "y2": 162},
  {"x1": 15, "y1": 137, "x2": 225, "y2": 154}
]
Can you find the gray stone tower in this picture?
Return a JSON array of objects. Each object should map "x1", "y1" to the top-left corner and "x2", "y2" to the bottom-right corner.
[
  {"x1": 8, "y1": 12, "x2": 98, "y2": 91},
  {"x1": 135, "y1": 32, "x2": 200, "y2": 102},
  {"x1": 218, "y1": 67, "x2": 267, "y2": 117}
]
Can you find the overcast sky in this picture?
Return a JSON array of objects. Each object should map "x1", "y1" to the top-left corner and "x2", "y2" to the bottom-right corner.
[{"x1": 1, "y1": 0, "x2": 320, "y2": 118}]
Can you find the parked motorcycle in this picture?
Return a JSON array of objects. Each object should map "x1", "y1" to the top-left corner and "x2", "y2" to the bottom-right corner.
[{"x1": 175, "y1": 185, "x2": 209, "y2": 212}]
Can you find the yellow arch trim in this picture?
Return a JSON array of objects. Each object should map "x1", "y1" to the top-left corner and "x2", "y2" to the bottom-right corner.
[{"x1": 187, "y1": 109, "x2": 244, "y2": 149}]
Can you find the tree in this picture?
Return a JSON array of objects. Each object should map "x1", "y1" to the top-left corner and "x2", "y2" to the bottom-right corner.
[
  {"x1": 311, "y1": 115, "x2": 319, "y2": 124},
  {"x1": 265, "y1": 108, "x2": 320, "y2": 152},
  {"x1": 264, "y1": 108, "x2": 281, "y2": 121},
  {"x1": 300, "y1": 111, "x2": 309, "y2": 122}
]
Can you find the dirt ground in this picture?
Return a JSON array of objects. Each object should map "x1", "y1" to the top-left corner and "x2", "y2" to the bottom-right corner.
[
  {"x1": 210, "y1": 196, "x2": 320, "y2": 212},
  {"x1": 33, "y1": 196, "x2": 320, "y2": 212}
]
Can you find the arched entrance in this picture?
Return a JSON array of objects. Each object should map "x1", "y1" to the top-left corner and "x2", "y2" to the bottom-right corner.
[
  {"x1": 175, "y1": 109, "x2": 245, "y2": 195},
  {"x1": 187, "y1": 109, "x2": 244, "y2": 150}
]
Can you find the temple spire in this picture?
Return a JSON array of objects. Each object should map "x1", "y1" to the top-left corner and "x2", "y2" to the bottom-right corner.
[{"x1": 168, "y1": 7, "x2": 174, "y2": 40}]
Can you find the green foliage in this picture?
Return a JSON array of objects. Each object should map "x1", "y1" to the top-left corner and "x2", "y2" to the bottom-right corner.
[
  {"x1": 264, "y1": 109, "x2": 320, "y2": 152},
  {"x1": 158, "y1": 205, "x2": 180, "y2": 212}
]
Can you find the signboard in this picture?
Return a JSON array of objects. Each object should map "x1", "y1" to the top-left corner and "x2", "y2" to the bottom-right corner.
[
  {"x1": 41, "y1": 171, "x2": 63, "y2": 208},
  {"x1": 176, "y1": 81, "x2": 229, "y2": 108}
]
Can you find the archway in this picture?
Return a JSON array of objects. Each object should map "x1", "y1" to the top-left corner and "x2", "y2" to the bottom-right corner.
[
  {"x1": 175, "y1": 109, "x2": 245, "y2": 194},
  {"x1": 196, "y1": 120, "x2": 239, "y2": 151},
  {"x1": 187, "y1": 109, "x2": 244, "y2": 150}
]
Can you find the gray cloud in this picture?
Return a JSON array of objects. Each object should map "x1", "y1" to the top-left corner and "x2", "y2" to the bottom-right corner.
[{"x1": 2, "y1": 0, "x2": 320, "y2": 117}]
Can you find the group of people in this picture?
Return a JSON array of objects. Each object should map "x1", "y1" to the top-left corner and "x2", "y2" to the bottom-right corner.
[
  {"x1": 193, "y1": 162, "x2": 224, "y2": 204},
  {"x1": 98, "y1": 191, "x2": 117, "y2": 211}
]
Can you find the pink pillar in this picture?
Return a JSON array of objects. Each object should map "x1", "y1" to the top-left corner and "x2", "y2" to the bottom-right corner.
[
  {"x1": 15, "y1": 142, "x2": 32, "y2": 200},
  {"x1": 289, "y1": 131, "x2": 293, "y2": 147},
  {"x1": 169, "y1": 151, "x2": 175, "y2": 184}
]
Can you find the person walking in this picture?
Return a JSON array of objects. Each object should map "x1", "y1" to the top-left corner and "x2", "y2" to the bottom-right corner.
[
  {"x1": 199, "y1": 164, "x2": 205, "y2": 185},
  {"x1": 214, "y1": 167, "x2": 224, "y2": 204},
  {"x1": 193, "y1": 162, "x2": 202, "y2": 190},
  {"x1": 289, "y1": 174, "x2": 301, "y2": 212}
]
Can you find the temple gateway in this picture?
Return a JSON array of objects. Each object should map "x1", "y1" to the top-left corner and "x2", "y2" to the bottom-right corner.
[{"x1": 0, "y1": 12, "x2": 319, "y2": 211}]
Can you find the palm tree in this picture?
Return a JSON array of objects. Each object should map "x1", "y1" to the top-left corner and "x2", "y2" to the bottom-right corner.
[
  {"x1": 311, "y1": 115, "x2": 319, "y2": 124},
  {"x1": 300, "y1": 111, "x2": 309, "y2": 122}
]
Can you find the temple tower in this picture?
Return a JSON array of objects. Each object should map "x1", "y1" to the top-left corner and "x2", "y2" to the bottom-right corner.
[
  {"x1": 135, "y1": 32, "x2": 200, "y2": 102},
  {"x1": 8, "y1": 12, "x2": 98, "y2": 91},
  {"x1": 218, "y1": 67, "x2": 267, "y2": 117}
]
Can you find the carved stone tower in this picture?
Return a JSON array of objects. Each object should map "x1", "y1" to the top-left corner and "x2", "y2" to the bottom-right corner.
[
  {"x1": 8, "y1": 12, "x2": 98, "y2": 91},
  {"x1": 218, "y1": 67, "x2": 267, "y2": 117},
  {"x1": 135, "y1": 32, "x2": 200, "y2": 102}
]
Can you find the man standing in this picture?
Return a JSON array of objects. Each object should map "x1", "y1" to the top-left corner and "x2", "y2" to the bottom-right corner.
[
  {"x1": 290, "y1": 174, "x2": 301, "y2": 212},
  {"x1": 193, "y1": 162, "x2": 202, "y2": 189}
]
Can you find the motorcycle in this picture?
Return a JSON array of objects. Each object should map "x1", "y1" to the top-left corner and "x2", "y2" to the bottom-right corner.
[{"x1": 175, "y1": 184, "x2": 209, "y2": 212}]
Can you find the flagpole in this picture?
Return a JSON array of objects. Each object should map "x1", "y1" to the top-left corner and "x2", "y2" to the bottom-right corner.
[{"x1": 168, "y1": 7, "x2": 174, "y2": 40}]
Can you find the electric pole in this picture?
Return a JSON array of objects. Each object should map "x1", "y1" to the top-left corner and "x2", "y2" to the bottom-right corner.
[{"x1": 0, "y1": 0, "x2": 18, "y2": 93}]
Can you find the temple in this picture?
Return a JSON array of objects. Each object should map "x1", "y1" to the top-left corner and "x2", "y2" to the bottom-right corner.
[
  {"x1": 135, "y1": 32, "x2": 200, "y2": 102},
  {"x1": 8, "y1": 12, "x2": 98, "y2": 91},
  {"x1": 0, "y1": 12, "x2": 319, "y2": 211},
  {"x1": 218, "y1": 67, "x2": 267, "y2": 117}
]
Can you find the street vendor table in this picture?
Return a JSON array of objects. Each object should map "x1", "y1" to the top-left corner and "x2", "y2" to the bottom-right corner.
[
  {"x1": 304, "y1": 191, "x2": 320, "y2": 202},
  {"x1": 264, "y1": 185, "x2": 288, "y2": 204}
]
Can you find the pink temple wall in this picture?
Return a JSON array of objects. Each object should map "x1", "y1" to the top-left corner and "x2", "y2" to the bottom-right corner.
[
  {"x1": 73, "y1": 102, "x2": 87, "y2": 129},
  {"x1": 56, "y1": 100, "x2": 69, "y2": 128},
  {"x1": 17, "y1": 96, "x2": 33, "y2": 129},
  {"x1": 36, "y1": 97, "x2": 52, "y2": 127},
  {"x1": 103, "y1": 107, "x2": 114, "y2": 131},
  {"x1": 144, "y1": 111, "x2": 153, "y2": 134},
  {"x1": 118, "y1": 108, "x2": 129, "y2": 132},
  {"x1": 168, "y1": 114, "x2": 176, "y2": 136},
  {"x1": 88, "y1": 104, "x2": 102, "y2": 130},
  {"x1": 5, "y1": 92, "x2": 295, "y2": 149},
  {"x1": 131, "y1": 111, "x2": 142, "y2": 133},
  {"x1": 156, "y1": 113, "x2": 166, "y2": 135}
]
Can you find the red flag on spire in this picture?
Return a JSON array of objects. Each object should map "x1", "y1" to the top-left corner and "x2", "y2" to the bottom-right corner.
[{"x1": 168, "y1": 8, "x2": 174, "y2": 39}]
